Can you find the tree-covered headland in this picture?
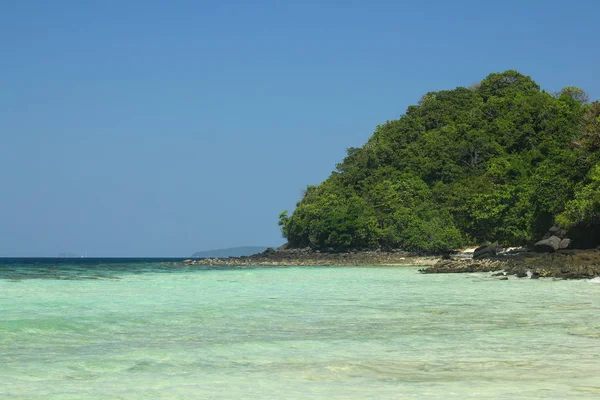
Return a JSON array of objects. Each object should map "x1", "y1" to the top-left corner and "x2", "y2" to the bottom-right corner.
[{"x1": 279, "y1": 70, "x2": 600, "y2": 252}]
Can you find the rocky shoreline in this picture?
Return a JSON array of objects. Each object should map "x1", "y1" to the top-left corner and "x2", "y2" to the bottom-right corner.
[
  {"x1": 179, "y1": 246, "x2": 600, "y2": 280},
  {"x1": 182, "y1": 247, "x2": 438, "y2": 267},
  {"x1": 421, "y1": 249, "x2": 600, "y2": 279}
]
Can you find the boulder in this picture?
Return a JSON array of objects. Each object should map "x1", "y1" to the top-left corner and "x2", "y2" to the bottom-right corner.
[
  {"x1": 534, "y1": 235, "x2": 561, "y2": 253},
  {"x1": 261, "y1": 247, "x2": 276, "y2": 256},
  {"x1": 543, "y1": 225, "x2": 567, "y2": 240},
  {"x1": 473, "y1": 244, "x2": 497, "y2": 259},
  {"x1": 558, "y1": 238, "x2": 571, "y2": 249}
]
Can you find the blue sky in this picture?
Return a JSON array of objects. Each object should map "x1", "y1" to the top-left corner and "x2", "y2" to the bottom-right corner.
[{"x1": 2, "y1": 0, "x2": 599, "y2": 257}]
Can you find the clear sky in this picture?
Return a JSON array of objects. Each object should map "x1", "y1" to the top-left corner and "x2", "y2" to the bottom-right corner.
[{"x1": 2, "y1": 0, "x2": 599, "y2": 257}]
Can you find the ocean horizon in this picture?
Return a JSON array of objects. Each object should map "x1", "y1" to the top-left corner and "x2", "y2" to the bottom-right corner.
[{"x1": 1, "y1": 258, "x2": 599, "y2": 399}]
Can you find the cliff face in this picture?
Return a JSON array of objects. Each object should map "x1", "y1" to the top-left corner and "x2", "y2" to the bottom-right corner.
[{"x1": 279, "y1": 71, "x2": 600, "y2": 252}]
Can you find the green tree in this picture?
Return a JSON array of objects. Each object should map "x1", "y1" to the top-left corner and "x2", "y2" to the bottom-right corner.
[
  {"x1": 556, "y1": 162, "x2": 600, "y2": 228},
  {"x1": 280, "y1": 70, "x2": 596, "y2": 252},
  {"x1": 553, "y1": 86, "x2": 590, "y2": 105}
]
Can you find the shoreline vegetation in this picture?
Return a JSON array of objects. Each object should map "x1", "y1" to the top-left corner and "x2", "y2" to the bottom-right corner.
[{"x1": 181, "y1": 246, "x2": 600, "y2": 280}]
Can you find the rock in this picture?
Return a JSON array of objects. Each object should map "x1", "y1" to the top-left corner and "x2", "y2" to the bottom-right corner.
[
  {"x1": 183, "y1": 259, "x2": 193, "y2": 265},
  {"x1": 543, "y1": 225, "x2": 567, "y2": 240},
  {"x1": 261, "y1": 247, "x2": 276, "y2": 256},
  {"x1": 421, "y1": 249, "x2": 600, "y2": 280},
  {"x1": 174, "y1": 247, "x2": 600, "y2": 279},
  {"x1": 473, "y1": 244, "x2": 497, "y2": 259},
  {"x1": 559, "y1": 238, "x2": 571, "y2": 249},
  {"x1": 420, "y1": 258, "x2": 505, "y2": 274},
  {"x1": 498, "y1": 277, "x2": 509, "y2": 280},
  {"x1": 549, "y1": 225, "x2": 567, "y2": 239},
  {"x1": 501, "y1": 246, "x2": 526, "y2": 255},
  {"x1": 534, "y1": 236, "x2": 561, "y2": 253},
  {"x1": 501, "y1": 249, "x2": 600, "y2": 279}
]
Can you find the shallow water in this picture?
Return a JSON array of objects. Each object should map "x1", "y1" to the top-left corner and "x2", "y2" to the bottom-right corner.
[{"x1": 1, "y1": 259, "x2": 599, "y2": 399}]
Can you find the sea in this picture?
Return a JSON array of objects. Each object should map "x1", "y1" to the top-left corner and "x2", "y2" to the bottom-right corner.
[{"x1": 1, "y1": 258, "x2": 599, "y2": 399}]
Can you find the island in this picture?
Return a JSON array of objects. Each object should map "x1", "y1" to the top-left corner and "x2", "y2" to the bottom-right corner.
[{"x1": 185, "y1": 70, "x2": 600, "y2": 279}]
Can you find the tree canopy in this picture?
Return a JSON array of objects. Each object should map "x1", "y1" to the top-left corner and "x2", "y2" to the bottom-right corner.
[{"x1": 279, "y1": 70, "x2": 598, "y2": 252}]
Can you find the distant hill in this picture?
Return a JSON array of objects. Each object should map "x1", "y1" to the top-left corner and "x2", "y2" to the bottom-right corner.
[
  {"x1": 191, "y1": 246, "x2": 269, "y2": 258},
  {"x1": 278, "y1": 70, "x2": 600, "y2": 251}
]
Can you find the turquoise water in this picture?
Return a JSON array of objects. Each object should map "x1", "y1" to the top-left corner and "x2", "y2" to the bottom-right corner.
[{"x1": 1, "y1": 260, "x2": 600, "y2": 399}]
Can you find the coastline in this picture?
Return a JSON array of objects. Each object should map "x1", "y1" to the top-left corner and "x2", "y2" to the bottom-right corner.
[
  {"x1": 427, "y1": 249, "x2": 600, "y2": 280},
  {"x1": 183, "y1": 248, "x2": 439, "y2": 267},
  {"x1": 180, "y1": 247, "x2": 600, "y2": 279}
]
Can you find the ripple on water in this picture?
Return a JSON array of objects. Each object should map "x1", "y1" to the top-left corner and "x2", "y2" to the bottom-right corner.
[{"x1": 1, "y1": 264, "x2": 600, "y2": 399}]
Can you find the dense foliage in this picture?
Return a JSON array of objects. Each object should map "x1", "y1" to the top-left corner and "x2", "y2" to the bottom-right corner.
[{"x1": 279, "y1": 71, "x2": 600, "y2": 252}]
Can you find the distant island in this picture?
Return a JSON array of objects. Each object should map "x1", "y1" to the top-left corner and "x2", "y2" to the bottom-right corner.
[
  {"x1": 278, "y1": 70, "x2": 600, "y2": 253},
  {"x1": 191, "y1": 246, "x2": 270, "y2": 258}
]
